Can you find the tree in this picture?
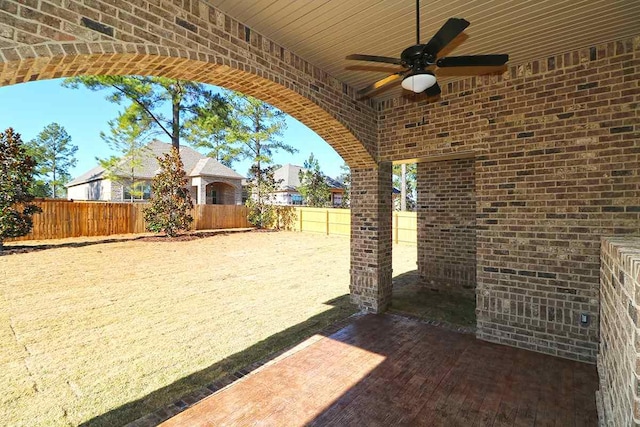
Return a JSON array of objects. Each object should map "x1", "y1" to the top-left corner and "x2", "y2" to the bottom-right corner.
[
  {"x1": 63, "y1": 76, "x2": 215, "y2": 151},
  {"x1": 0, "y1": 128, "x2": 41, "y2": 250},
  {"x1": 143, "y1": 147, "x2": 193, "y2": 237},
  {"x1": 393, "y1": 163, "x2": 417, "y2": 211},
  {"x1": 245, "y1": 164, "x2": 280, "y2": 228},
  {"x1": 298, "y1": 153, "x2": 330, "y2": 207},
  {"x1": 227, "y1": 93, "x2": 297, "y2": 227},
  {"x1": 26, "y1": 123, "x2": 78, "y2": 198},
  {"x1": 228, "y1": 92, "x2": 296, "y2": 180},
  {"x1": 98, "y1": 105, "x2": 153, "y2": 202},
  {"x1": 338, "y1": 163, "x2": 351, "y2": 208},
  {"x1": 184, "y1": 93, "x2": 239, "y2": 167}
]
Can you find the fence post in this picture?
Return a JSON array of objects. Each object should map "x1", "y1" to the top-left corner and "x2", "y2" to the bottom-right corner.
[
  {"x1": 299, "y1": 208, "x2": 303, "y2": 232},
  {"x1": 326, "y1": 209, "x2": 330, "y2": 235}
]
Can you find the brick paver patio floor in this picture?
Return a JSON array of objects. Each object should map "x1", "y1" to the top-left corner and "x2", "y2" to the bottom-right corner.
[{"x1": 161, "y1": 314, "x2": 598, "y2": 426}]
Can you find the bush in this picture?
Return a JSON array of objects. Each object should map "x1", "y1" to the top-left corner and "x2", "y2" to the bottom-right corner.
[
  {"x1": 143, "y1": 147, "x2": 193, "y2": 237},
  {"x1": 0, "y1": 128, "x2": 41, "y2": 250},
  {"x1": 245, "y1": 165, "x2": 280, "y2": 229}
]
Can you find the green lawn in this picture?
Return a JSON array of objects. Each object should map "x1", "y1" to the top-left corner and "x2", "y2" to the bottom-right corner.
[{"x1": 1, "y1": 231, "x2": 417, "y2": 426}]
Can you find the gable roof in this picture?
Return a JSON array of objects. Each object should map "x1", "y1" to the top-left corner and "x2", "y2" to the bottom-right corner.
[
  {"x1": 273, "y1": 163, "x2": 343, "y2": 192},
  {"x1": 67, "y1": 140, "x2": 243, "y2": 187},
  {"x1": 273, "y1": 163, "x2": 303, "y2": 191}
]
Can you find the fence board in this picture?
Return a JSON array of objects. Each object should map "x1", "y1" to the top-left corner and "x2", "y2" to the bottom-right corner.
[
  {"x1": 7, "y1": 200, "x2": 250, "y2": 242},
  {"x1": 10, "y1": 202, "x2": 414, "y2": 243},
  {"x1": 283, "y1": 207, "x2": 416, "y2": 243}
]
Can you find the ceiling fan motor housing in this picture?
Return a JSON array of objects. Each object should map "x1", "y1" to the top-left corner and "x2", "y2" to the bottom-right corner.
[{"x1": 400, "y1": 44, "x2": 436, "y2": 69}]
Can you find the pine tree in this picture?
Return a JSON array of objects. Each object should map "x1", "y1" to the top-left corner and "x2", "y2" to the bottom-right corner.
[
  {"x1": 228, "y1": 92, "x2": 296, "y2": 190},
  {"x1": 98, "y1": 106, "x2": 153, "y2": 202},
  {"x1": 184, "y1": 93, "x2": 239, "y2": 166},
  {"x1": 26, "y1": 123, "x2": 78, "y2": 198},
  {"x1": 245, "y1": 164, "x2": 280, "y2": 228},
  {"x1": 393, "y1": 163, "x2": 417, "y2": 211},
  {"x1": 143, "y1": 147, "x2": 193, "y2": 237},
  {"x1": 338, "y1": 163, "x2": 351, "y2": 208},
  {"x1": 0, "y1": 128, "x2": 41, "y2": 250},
  {"x1": 63, "y1": 76, "x2": 219, "y2": 151},
  {"x1": 298, "y1": 153, "x2": 330, "y2": 207}
]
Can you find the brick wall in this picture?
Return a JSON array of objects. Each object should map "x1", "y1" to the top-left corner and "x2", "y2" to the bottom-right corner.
[
  {"x1": 350, "y1": 164, "x2": 393, "y2": 312},
  {"x1": 379, "y1": 36, "x2": 640, "y2": 362},
  {"x1": 598, "y1": 237, "x2": 640, "y2": 426},
  {"x1": 416, "y1": 158, "x2": 476, "y2": 295}
]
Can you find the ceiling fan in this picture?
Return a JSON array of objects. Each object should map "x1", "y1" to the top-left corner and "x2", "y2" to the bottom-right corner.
[{"x1": 346, "y1": 0, "x2": 509, "y2": 98}]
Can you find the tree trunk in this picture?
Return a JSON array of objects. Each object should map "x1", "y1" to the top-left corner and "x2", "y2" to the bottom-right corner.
[
  {"x1": 52, "y1": 163, "x2": 57, "y2": 199},
  {"x1": 400, "y1": 163, "x2": 407, "y2": 211},
  {"x1": 172, "y1": 95, "x2": 180, "y2": 151}
]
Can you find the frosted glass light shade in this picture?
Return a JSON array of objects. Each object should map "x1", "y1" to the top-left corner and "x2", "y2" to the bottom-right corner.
[{"x1": 401, "y1": 72, "x2": 436, "y2": 93}]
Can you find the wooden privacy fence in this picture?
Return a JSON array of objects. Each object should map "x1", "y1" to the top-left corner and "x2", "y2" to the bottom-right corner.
[
  {"x1": 282, "y1": 207, "x2": 417, "y2": 245},
  {"x1": 8, "y1": 200, "x2": 250, "y2": 241}
]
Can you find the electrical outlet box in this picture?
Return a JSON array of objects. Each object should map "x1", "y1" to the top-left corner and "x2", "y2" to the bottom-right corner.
[{"x1": 580, "y1": 313, "x2": 590, "y2": 326}]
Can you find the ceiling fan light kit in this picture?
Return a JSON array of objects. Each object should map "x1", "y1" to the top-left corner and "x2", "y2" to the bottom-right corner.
[
  {"x1": 401, "y1": 71, "x2": 436, "y2": 93},
  {"x1": 346, "y1": 0, "x2": 509, "y2": 99}
]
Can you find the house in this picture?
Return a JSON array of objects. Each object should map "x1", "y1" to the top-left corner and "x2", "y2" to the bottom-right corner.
[
  {"x1": 270, "y1": 163, "x2": 345, "y2": 207},
  {"x1": 66, "y1": 140, "x2": 244, "y2": 205}
]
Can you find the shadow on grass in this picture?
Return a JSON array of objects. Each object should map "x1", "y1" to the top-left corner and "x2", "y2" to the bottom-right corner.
[
  {"x1": 80, "y1": 294, "x2": 356, "y2": 427},
  {"x1": 1, "y1": 229, "x2": 252, "y2": 256},
  {"x1": 390, "y1": 270, "x2": 476, "y2": 327}
]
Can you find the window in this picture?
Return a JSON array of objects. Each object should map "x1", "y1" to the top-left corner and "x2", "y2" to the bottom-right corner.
[
  {"x1": 291, "y1": 194, "x2": 303, "y2": 205},
  {"x1": 124, "y1": 182, "x2": 151, "y2": 201}
]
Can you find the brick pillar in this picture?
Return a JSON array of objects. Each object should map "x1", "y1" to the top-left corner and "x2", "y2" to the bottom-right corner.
[
  {"x1": 349, "y1": 163, "x2": 393, "y2": 313},
  {"x1": 235, "y1": 184, "x2": 242, "y2": 205},
  {"x1": 197, "y1": 181, "x2": 207, "y2": 205}
]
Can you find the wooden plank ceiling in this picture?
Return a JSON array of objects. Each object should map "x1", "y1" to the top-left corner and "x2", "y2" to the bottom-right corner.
[{"x1": 207, "y1": 0, "x2": 640, "y2": 100}]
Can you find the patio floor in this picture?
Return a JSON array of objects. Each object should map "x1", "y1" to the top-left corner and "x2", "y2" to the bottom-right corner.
[{"x1": 161, "y1": 314, "x2": 598, "y2": 426}]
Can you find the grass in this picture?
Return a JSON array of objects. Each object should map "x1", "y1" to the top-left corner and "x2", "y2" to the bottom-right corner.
[{"x1": 1, "y1": 231, "x2": 418, "y2": 426}]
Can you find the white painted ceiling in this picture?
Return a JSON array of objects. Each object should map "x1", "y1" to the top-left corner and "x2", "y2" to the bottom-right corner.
[{"x1": 207, "y1": 0, "x2": 640, "y2": 100}]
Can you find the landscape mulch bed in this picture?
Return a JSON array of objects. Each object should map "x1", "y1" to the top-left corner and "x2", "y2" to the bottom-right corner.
[{"x1": 1, "y1": 228, "x2": 254, "y2": 255}]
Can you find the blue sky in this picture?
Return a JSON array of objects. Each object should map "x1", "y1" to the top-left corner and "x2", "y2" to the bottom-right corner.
[{"x1": 0, "y1": 79, "x2": 346, "y2": 179}]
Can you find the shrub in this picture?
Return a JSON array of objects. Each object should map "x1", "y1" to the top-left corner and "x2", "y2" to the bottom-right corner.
[
  {"x1": 245, "y1": 165, "x2": 279, "y2": 229},
  {"x1": 0, "y1": 128, "x2": 41, "y2": 250},
  {"x1": 143, "y1": 147, "x2": 193, "y2": 237}
]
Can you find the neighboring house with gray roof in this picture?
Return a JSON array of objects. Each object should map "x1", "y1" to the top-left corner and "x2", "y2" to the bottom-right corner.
[
  {"x1": 66, "y1": 140, "x2": 244, "y2": 205},
  {"x1": 271, "y1": 163, "x2": 345, "y2": 207}
]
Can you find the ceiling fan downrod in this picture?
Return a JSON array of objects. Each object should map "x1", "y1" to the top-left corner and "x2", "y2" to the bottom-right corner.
[{"x1": 416, "y1": 0, "x2": 420, "y2": 45}]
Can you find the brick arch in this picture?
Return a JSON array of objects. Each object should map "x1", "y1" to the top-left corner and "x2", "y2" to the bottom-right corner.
[
  {"x1": 0, "y1": 41, "x2": 376, "y2": 168},
  {"x1": 204, "y1": 181, "x2": 237, "y2": 205}
]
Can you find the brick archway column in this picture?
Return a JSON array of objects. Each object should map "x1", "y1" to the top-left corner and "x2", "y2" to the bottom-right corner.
[{"x1": 349, "y1": 162, "x2": 393, "y2": 313}]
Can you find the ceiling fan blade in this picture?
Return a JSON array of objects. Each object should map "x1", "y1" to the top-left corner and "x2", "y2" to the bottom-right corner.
[
  {"x1": 423, "y1": 18, "x2": 470, "y2": 55},
  {"x1": 437, "y1": 54, "x2": 509, "y2": 67},
  {"x1": 422, "y1": 82, "x2": 442, "y2": 98},
  {"x1": 346, "y1": 54, "x2": 403, "y2": 65},
  {"x1": 357, "y1": 72, "x2": 405, "y2": 95},
  {"x1": 423, "y1": 82, "x2": 441, "y2": 97}
]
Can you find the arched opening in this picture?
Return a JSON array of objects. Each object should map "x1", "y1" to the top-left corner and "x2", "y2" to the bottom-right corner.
[
  {"x1": 0, "y1": 43, "x2": 387, "y2": 426},
  {"x1": 202, "y1": 181, "x2": 238, "y2": 205}
]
